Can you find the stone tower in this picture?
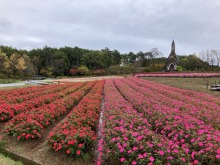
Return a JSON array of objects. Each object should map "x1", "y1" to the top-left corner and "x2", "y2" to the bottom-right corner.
[{"x1": 165, "y1": 40, "x2": 179, "y2": 72}]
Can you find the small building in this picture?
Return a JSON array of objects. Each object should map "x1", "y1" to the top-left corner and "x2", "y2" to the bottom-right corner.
[{"x1": 165, "y1": 40, "x2": 180, "y2": 72}]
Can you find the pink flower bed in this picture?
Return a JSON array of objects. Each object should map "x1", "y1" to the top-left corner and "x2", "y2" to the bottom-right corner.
[
  {"x1": 127, "y1": 77, "x2": 220, "y2": 129},
  {"x1": 135, "y1": 72, "x2": 220, "y2": 78},
  {"x1": 112, "y1": 78, "x2": 220, "y2": 164},
  {"x1": 99, "y1": 79, "x2": 188, "y2": 165}
]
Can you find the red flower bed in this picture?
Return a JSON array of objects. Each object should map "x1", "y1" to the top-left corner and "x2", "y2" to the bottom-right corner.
[
  {"x1": 4, "y1": 81, "x2": 96, "y2": 140},
  {"x1": 0, "y1": 83, "x2": 84, "y2": 121},
  {"x1": 47, "y1": 80, "x2": 104, "y2": 157},
  {"x1": 0, "y1": 83, "x2": 61, "y2": 103}
]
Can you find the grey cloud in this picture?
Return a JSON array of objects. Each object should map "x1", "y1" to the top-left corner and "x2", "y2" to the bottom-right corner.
[{"x1": 0, "y1": 0, "x2": 220, "y2": 55}]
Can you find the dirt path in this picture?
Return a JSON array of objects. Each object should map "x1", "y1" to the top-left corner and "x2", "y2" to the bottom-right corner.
[{"x1": 54, "y1": 76, "x2": 123, "y2": 82}]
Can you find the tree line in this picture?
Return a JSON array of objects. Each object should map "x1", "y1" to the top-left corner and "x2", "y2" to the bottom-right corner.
[{"x1": 0, "y1": 45, "x2": 219, "y2": 78}]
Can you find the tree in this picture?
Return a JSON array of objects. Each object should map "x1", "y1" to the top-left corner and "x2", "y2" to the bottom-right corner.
[
  {"x1": 0, "y1": 49, "x2": 9, "y2": 76},
  {"x1": 180, "y1": 57, "x2": 189, "y2": 70},
  {"x1": 150, "y1": 48, "x2": 162, "y2": 59},
  {"x1": 59, "y1": 46, "x2": 88, "y2": 68},
  {"x1": 22, "y1": 54, "x2": 35, "y2": 77},
  {"x1": 40, "y1": 67, "x2": 54, "y2": 77},
  {"x1": 8, "y1": 53, "x2": 26, "y2": 77},
  {"x1": 0, "y1": 45, "x2": 18, "y2": 57},
  {"x1": 150, "y1": 48, "x2": 162, "y2": 70},
  {"x1": 53, "y1": 51, "x2": 68, "y2": 76},
  {"x1": 137, "y1": 51, "x2": 145, "y2": 67},
  {"x1": 77, "y1": 66, "x2": 89, "y2": 75},
  {"x1": 199, "y1": 49, "x2": 220, "y2": 67},
  {"x1": 179, "y1": 55, "x2": 209, "y2": 71},
  {"x1": 127, "y1": 52, "x2": 137, "y2": 64},
  {"x1": 112, "y1": 50, "x2": 121, "y2": 65},
  {"x1": 81, "y1": 51, "x2": 106, "y2": 70}
]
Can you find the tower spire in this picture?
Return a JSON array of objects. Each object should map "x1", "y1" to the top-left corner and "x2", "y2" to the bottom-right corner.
[{"x1": 171, "y1": 39, "x2": 175, "y2": 54}]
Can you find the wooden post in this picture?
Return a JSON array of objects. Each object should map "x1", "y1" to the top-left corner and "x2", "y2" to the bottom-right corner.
[{"x1": 206, "y1": 80, "x2": 208, "y2": 89}]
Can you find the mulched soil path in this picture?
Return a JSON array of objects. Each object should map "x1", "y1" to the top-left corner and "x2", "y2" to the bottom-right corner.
[{"x1": 0, "y1": 112, "x2": 94, "y2": 165}]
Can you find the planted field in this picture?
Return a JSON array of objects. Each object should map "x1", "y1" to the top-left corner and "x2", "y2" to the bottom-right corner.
[
  {"x1": 0, "y1": 77, "x2": 220, "y2": 165},
  {"x1": 99, "y1": 78, "x2": 220, "y2": 164},
  {"x1": 143, "y1": 77, "x2": 220, "y2": 97},
  {"x1": 135, "y1": 72, "x2": 220, "y2": 78}
]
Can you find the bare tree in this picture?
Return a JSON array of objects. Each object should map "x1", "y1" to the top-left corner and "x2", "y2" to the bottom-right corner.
[{"x1": 199, "y1": 49, "x2": 220, "y2": 66}]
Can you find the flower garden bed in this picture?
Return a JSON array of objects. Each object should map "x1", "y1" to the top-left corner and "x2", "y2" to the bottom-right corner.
[
  {"x1": 135, "y1": 72, "x2": 220, "y2": 78},
  {"x1": 0, "y1": 77, "x2": 219, "y2": 165}
]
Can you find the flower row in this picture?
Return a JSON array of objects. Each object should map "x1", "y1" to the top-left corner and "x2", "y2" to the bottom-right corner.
[
  {"x1": 99, "y1": 79, "x2": 187, "y2": 165},
  {"x1": 47, "y1": 80, "x2": 104, "y2": 157},
  {"x1": 135, "y1": 72, "x2": 220, "y2": 78},
  {"x1": 0, "y1": 83, "x2": 74, "y2": 104},
  {"x1": 127, "y1": 77, "x2": 220, "y2": 129},
  {"x1": 113, "y1": 78, "x2": 220, "y2": 164},
  {"x1": 0, "y1": 83, "x2": 84, "y2": 122},
  {"x1": 4, "y1": 81, "x2": 95, "y2": 140}
]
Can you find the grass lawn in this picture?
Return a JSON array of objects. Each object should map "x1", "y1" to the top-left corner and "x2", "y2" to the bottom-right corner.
[
  {"x1": 0, "y1": 154, "x2": 23, "y2": 165},
  {"x1": 0, "y1": 85, "x2": 34, "y2": 90},
  {"x1": 143, "y1": 77, "x2": 220, "y2": 97},
  {"x1": 0, "y1": 79, "x2": 21, "y2": 84}
]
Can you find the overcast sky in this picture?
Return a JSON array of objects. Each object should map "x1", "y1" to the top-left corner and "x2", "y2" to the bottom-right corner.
[{"x1": 0, "y1": 0, "x2": 220, "y2": 56}]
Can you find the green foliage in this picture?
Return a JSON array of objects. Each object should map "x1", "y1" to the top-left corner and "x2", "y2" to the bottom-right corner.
[
  {"x1": 176, "y1": 65, "x2": 183, "y2": 71},
  {"x1": 0, "y1": 78, "x2": 19, "y2": 84},
  {"x1": 40, "y1": 67, "x2": 54, "y2": 77},
  {"x1": 0, "y1": 45, "x2": 219, "y2": 77},
  {"x1": 77, "y1": 66, "x2": 90, "y2": 75},
  {"x1": 179, "y1": 55, "x2": 210, "y2": 71}
]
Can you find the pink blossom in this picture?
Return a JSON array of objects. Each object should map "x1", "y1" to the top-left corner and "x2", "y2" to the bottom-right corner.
[
  {"x1": 181, "y1": 158, "x2": 186, "y2": 162},
  {"x1": 132, "y1": 132, "x2": 138, "y2": 136},
  {"x1": 138, "y1": 154, "x2": 144, "y2": 159},
  {"x1": 143, "y1": 152, "x2": 147, "y2": 157},
  {"x1": 133, "y1": 146, "x2": 138, "y2": 151},
  {"x1": 159, "y1": 150, "x2": 164, "y2": 155},
  {"x1": 120, "y1": 148, "x2": 124, "y2": 153},
  {"x1": 198, "y1": 142, "x2": 203, "y2": 146},
  {"x1": 123, "y1": 137, "x2": 128, "y2": 141},
  {"x1": 132, "y1": 161, "x2": 137, "y2": 165},
  {"x1": 120, "y1": 158, "x2": 125, "y2": 162},
  {"x1": 158, "y1": 143, "x2": 162, "y2": 147},
  {"x1": 194, "y1": 160, "x2": 199, "y2": 164},
  {"x1": 191, "y1": 152, "x2": 196, "y2": 159},
  {"x1": 149, "y1": 156, "x2": 154, "y2": 162},
  {"x1": 149, "y1": 144, "x2": 153, "y2": 148},
  {"x1": 137, "y1": 136, "x2": 142, "y2": 140},
  {"x1": 118, "y1": 145, "x2": 122, "y2": 149},
  {"x1": 216, "y1": 155, "x2": 220, "y2": 159}
]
